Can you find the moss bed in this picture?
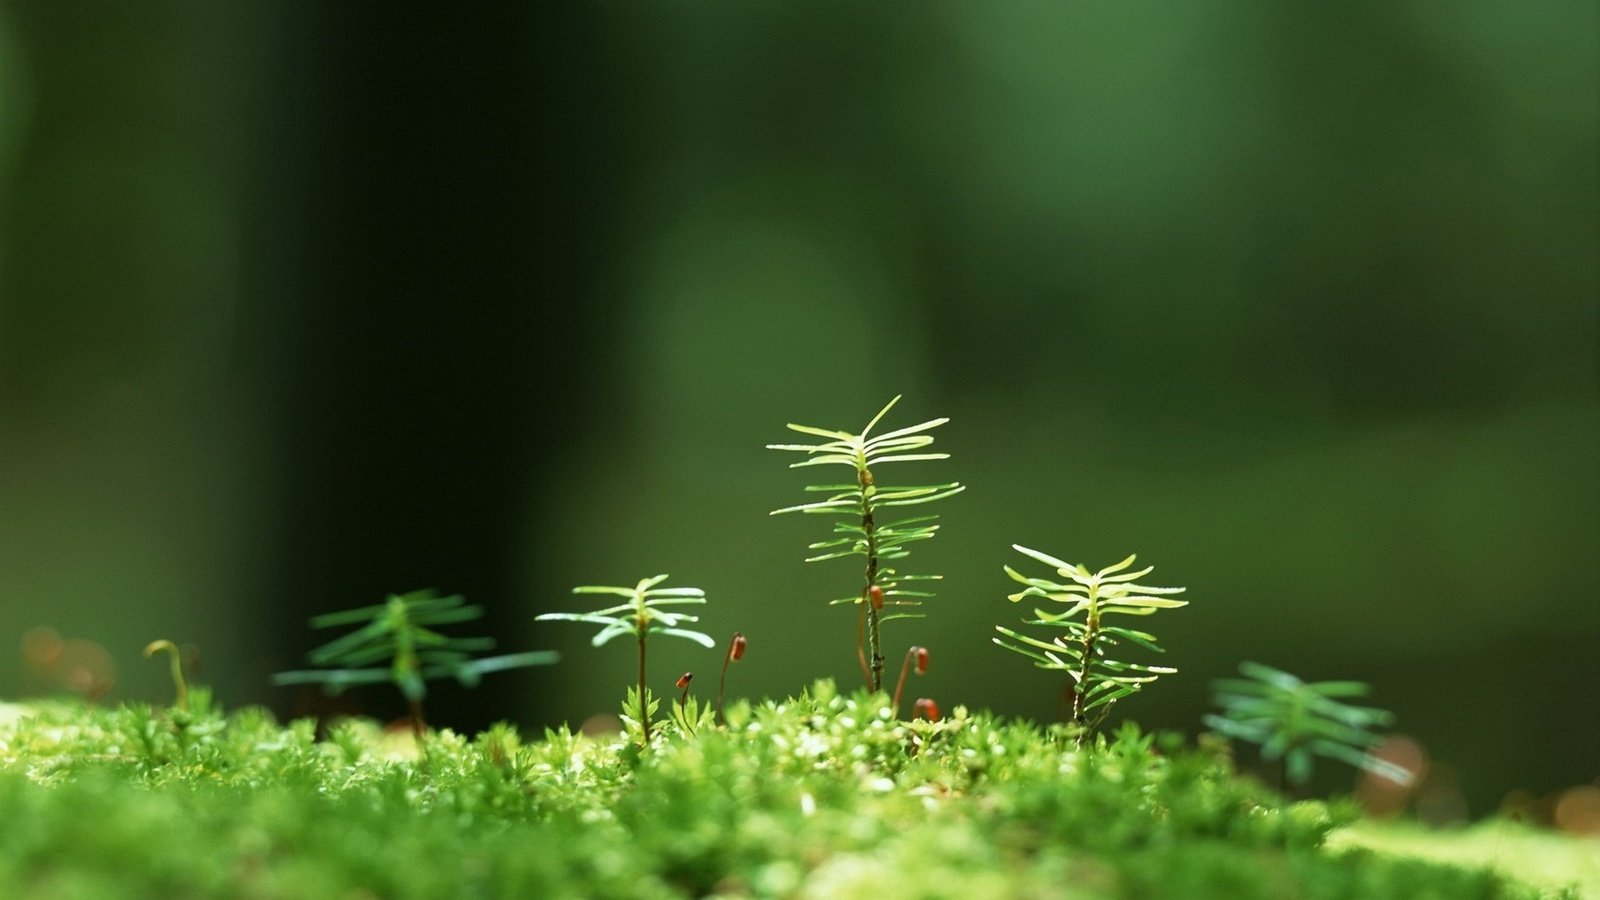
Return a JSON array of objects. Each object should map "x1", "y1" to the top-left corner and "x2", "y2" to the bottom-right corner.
[{"x1": 0, "y1": 686, "x2": 1582, "y2": 899}]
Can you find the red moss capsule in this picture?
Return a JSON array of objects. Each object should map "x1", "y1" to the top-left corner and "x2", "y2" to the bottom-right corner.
[
  {"x1": 913, "y1": 697, "x2": 941, "y2": 722},
  {"x1": 868, "y1": 585, "x2": 885, "y2": 610},
  {"x1": 728, "y1": 632, "x2": 747, "y2": 662},
  {"x1": 675, "y1": 672, "x2": 693, "y2": 690},
  {"x1": 912, "y1": 646, "x2": 929, "y2": 675}
]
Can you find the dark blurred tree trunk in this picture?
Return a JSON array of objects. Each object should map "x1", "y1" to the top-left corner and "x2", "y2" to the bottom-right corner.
[{"x1": 250, "y1": 7, "x2": 621, "y2": 731}]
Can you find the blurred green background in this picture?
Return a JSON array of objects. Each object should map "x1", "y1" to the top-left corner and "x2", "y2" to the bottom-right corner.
[{"x1": 1, "y1": 5, "x2": 1594, "y2": 815}]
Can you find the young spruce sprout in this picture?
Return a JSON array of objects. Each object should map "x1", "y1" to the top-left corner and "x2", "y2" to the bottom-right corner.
[
  {"x1": 891, "y1": 645, "x2": 929, "y2": 718},
  {"x1": 768, "y1": 395, "x2": 963, "y2": 692},
  {"x1": 144, "y1": 639, "x2": 189, "y2": 711},
  {"x1": 272, "y1": 589, "x2": 559, "y2": 740},
  {"x1": 1204, "y1": 661, "x2": 1413, "y2": 793},
  {"x1": 716, "y1": 631, "x2": 746, "y2": 725},
  {"x1": 536, "y1": 575, "x2": 714, "y2": 746},
  {"x1": 993, "y1": 546, "x2": 1187, "y2": 746}
]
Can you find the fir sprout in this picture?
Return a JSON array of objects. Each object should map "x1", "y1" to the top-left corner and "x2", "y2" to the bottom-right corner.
[
  {"x1": 993, "y1": 546, "x2": 1187, "y2": 746},
  {"x1": 273, "y1": 589, "x2": 559, "y2": 739},
  {"x1": 768, "y1": 395, "x2": 964, "y2": 692},
  {"x1": 143, "y1": 639, "x2": 190, "y2": 711},
  {"x1": 1205, "y1": 661, "x2": 1414, "y2": 792},
  {"x1": 536, "y1": 575, "x2": 714, "y2": 746}
]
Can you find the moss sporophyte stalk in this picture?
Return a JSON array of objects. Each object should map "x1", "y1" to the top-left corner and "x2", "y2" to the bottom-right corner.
[
  {"x1": 717, "y1": 631, "x2": 746, "y2": 725},
  {"x1": 890, "y1": 645, "x2": 929, "y2": 718},
  {"x1": 143, "y1": 640, "x2": 189, "y2": 711}
]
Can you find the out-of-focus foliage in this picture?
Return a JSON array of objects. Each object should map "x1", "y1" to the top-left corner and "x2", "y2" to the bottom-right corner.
[
  {"x1": 272, "y1": 590, "x2": 557, "y2": 736},
  {"x1": 1206, "y1": 661, "x2": 1412, "y2": 789}
]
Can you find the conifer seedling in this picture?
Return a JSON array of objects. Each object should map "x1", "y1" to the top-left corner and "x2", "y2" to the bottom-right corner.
[
  {"x1": 536, "y1": 575, "x2": 714, "y2": 746},
  {"x1": 768, "y1": 395, "x2": 963, "y2": 692},
  {"x1": 1205, "y1": 661, "x2": 1413, "y2": 792},
  {"x1": 273, "y1": 589, "x2": 558, "y2": 739},
  {"x1": 994, "y1": 546, "x2": 1187, "y2": 746}
]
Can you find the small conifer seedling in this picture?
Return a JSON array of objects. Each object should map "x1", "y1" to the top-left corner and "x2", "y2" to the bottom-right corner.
[
  {"x1": 536, "y1": 575, "x2": 714, "y2": 746},
  {"x1": 273, "y1": 589, "x2": 558, "y2": 739},
  {"x1": 768, "y1": 395, "x2": 963, "y2": 692},
  {"x1": 994, "y1": 546, "x2": 1187, "y2": 746},
  {"x1": 1205, "y1": 661, "x2": 1413, "y2": 792}
]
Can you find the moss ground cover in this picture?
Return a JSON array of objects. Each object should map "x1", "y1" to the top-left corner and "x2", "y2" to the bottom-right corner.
[
  {"x1": 0, "y1": 688, "x2": 1579, "y2": 899},
  {"x1": 1330, "y1": 819, "x2": 1599, "y2": 899}
]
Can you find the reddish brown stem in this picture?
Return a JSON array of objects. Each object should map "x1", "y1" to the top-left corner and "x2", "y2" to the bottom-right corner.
[
  {"x1": 717, "y1": 632, "x2": 746, "y2": 725},
  {"x1": 855, "y1": 602, "x2": 871, "y2": 684},
  {"x1": 891, "y1": 645, "x2": 928, "y2": 716}
]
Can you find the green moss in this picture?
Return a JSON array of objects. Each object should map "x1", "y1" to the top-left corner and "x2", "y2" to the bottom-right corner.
[
  {"x1": 1331, "y1": 819, "x2": 1598, "y2": 899},
  {"x1": 0, "y1": 688, "x2": 1574, "y2": 899}
]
